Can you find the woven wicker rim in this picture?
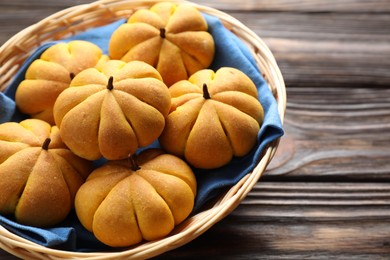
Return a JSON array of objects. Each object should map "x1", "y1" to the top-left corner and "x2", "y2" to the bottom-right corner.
[{"x1": 0, "y1": 0, "x2": 286, "y2": 259}]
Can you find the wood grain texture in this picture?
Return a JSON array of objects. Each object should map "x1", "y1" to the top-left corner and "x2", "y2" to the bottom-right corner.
[
  {"x1": 193, "y1": 0, "x2": 390, "y2": 12},
  {"x1": 158, "y1": 182, "x2": 390, "y2": 259},
  {"x1": 265, "y1": 87, "x2": 390, "y2": 180},
  {"x1": 3, "y1": 0, "x2": 390, "y2": 12},
  {"x1": 1, "y1": 0, "x2": 390, "y2": 259},
  {"x1": 232, "y1": 12, "x2": 390, "y2": 87}
]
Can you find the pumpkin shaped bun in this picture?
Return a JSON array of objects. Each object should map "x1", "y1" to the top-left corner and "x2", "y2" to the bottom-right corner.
[
  {"x1": 109, "y1": 2, "x2": 215, "y2": 86},
  {"x1": 160, "y1": 67, "x2": 264, "y2": 169},
  {"x1": 0, "y1": 119, "x2": 92, "y2": 227},
  {"x1": 53, "y1": 60, "x2": 171, "y2": 161},
  {"x1": 15, "y1": 40, "x2": 104, "y2": 125},
  {"x1": 75, "y1": 149, "x2": 197, "y2": 247}
]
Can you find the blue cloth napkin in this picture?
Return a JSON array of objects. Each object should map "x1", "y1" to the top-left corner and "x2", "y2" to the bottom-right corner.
[
  {"x1": 0, "y1": 14, "x2": 283, "y2": 251},
  {"x1": 0, "y1": 94, "x2": 15, "y2": 123}
]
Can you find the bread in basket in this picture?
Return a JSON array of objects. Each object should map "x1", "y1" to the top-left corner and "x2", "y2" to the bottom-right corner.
[{"x1": 0, "y1": 0, "x2": 286, "y2": 259}]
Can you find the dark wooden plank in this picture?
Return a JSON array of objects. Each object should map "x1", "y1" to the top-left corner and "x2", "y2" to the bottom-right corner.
[
  {"x1": 3, "y1": 0, "x2": 390, "y2": 12},
  {"x1": 157, "y1": 182, "x2": 390, "y2": 259},
  {"x1": 0, "y1": 0, "x2": 89, "y2": 8},
  {"x1": 0, "y1": 251, "x2": 17, "y2": 260},
  {"x1": 230, "y1": 12, "x2": 390, "y2": 87},
  {"x1": 265, "y1": 87, "x2": 390, "y2": 180},
  {"x1": 193, "y1": 0, "x2": 390, "y2": 12}
]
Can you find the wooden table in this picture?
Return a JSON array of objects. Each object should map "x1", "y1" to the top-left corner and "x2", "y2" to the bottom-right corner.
[{"x1": 1, "y1": 0, "x2": 390, "y2": 259}]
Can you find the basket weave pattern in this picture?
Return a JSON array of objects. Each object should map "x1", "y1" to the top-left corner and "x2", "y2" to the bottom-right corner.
[{"x1": 0, "y1": 0, "x2": 286, "y2": 259}]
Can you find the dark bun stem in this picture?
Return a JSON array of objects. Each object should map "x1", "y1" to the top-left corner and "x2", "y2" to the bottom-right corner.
[
  {"x1": 107, "y1": 76, "x2": 114, "y2": 90},
  {"x1": 42, "y1": 138, "x2": 51, "y2": 150},
  {"x1": 69, "y1": 72, "x2": 75, "y2": 80},
  {"x1": 203, "y1": 83, "x2": 211, "y2": 99},
  {"x1": 128, "y1": 154, "x2": 141, "y2": 171},
  {"x1": 160, "y1": 28, "x2": 166, "y2": 38}
]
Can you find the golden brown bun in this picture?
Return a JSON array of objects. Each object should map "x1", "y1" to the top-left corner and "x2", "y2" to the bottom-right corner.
[
  {"x1": 75, "y1": 149, "x2": 197, "y2": 247},
  {"x1": 159, "y1": 67, "x2": 264, "y2": 169},
  {"x1": 15, "y1": 40, "x2": 104, "y2": 125},
  {"x1": 53, "y1": 60, "x2": 171, "y2": 161},
  {"x1": 109, "y1": 2, "x2": 215, "y2": 86},
  {"x1": 0, "y1": 119, "x2": 92, "y2": 227}
]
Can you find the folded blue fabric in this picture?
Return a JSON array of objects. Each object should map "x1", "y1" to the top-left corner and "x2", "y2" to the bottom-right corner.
[
  {"x1": 0, "y1": 214, "x2": 76, "y2": 249},
  {"x1": 0, "y1": 14, "x2": 283, "y2": 251},
  {"x1": 0, "y1": 93, "x2": 15, "y2": 123}
]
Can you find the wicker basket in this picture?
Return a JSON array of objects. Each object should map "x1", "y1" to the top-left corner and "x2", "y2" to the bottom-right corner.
[{"x1": 0, "y1": 0, "x2": 286, "y2": 259}]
